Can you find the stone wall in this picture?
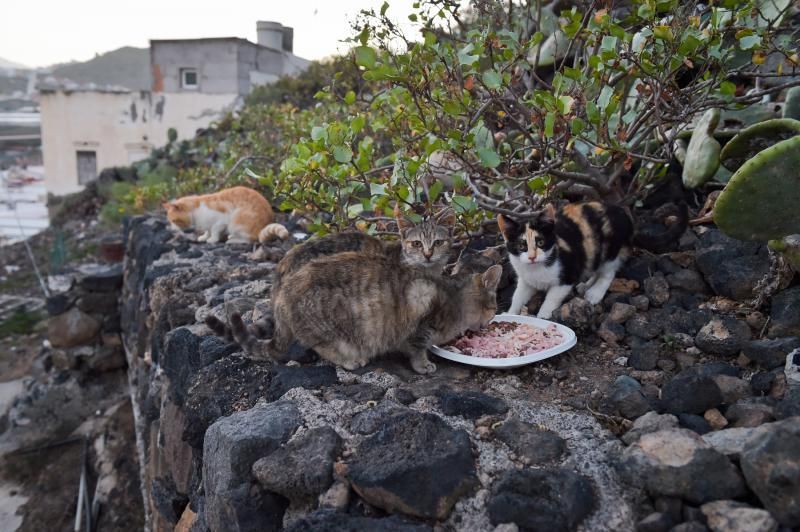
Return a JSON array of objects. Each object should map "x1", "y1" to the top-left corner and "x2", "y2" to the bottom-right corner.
[{"x1": 122, "y1": 215, "x2": 800, "y2": 532}]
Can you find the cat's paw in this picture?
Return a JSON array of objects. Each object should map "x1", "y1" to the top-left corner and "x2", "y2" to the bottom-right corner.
[
  {"x1": 411, "y1": 359, "x2": 437, "y2": 374},
  {"x1": 536, "y1": 308, "x2": 554, "y2": 319},
  {"x1": 206, "y1": 236, "x2": 221, "y2": 244},
  {"x1": 584, "y1": 287, "x2": 606, "y2": 305},
  {"x1": 197, "y1": 232, "x2": 209, "y2": 242}
]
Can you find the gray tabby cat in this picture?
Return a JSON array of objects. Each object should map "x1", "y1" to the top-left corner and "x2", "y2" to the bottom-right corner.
[
  {"x1": 228, "y1": 252, "x2": 502, "y2": 374},
  {"x1": 208, "y1": 206, "x2": 457, "y2": 341}
]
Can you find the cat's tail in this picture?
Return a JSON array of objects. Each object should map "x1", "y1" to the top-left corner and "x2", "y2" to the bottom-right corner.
[
  {"x1": 633, "y1": 202, "x2": 689, "y2": 254},
  {"x1": 259, "y1": 223, "x2": 290, "y2": 243}
]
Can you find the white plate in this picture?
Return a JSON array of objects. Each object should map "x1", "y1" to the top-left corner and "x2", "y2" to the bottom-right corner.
[{"x1": 430, "y1": 313, "x2": 577, "y2": 369}]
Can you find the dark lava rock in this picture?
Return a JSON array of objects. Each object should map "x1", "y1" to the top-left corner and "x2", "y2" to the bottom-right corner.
[
  {"x1": 768, "y1": 286, "x2": 800, "y2": 337},
  {"x1": 347, "y1": 411, "x2": 477, "y2": 520},
  {"x1": 349, "y1": 401, "x2": 411, "y2": 435},
  {"x1": 685, "y1": 362, "x2": 740, "y2": 379},
  {"x1": 609, "y1": 302, "x2": 637, "y2": 323},
  {"x1": 203, "y1": 401, "x2": 301, "y2": 532},
  {"x1": 618, "y1": 428, "x2": 747, "y2": 504},
  {"x1": 267, "y1": 365, "x2": 338, "y2": 401},
  {"x1": 751, "y1": 371, "x2": 777, "y2": 396},
  {"x1": 740, "y1": 417, "x2": 800, "y2": 527},
  {"x1": 636, "y1": 512, "x2": 675, "y2": 532},
  {"x1": 199, "y1": 335, "x2": 241, "y2": 366},
  {"x1": 776, "y1": 387, "x2": 800, "y2": 420},
  {"x1": 629, "y1": 343, "x2": 660, "y2": 371},
  {"x1": 695, "y1": 231, "x2": 768, "y2": 301},
  {"x1": 601, "y1": 375, "x2": 652, "y2": 420},
  {"x1": 46, "y1": 293, "x2": 74, "y2": 316},
  {"x1": 744, "y1": 337, "x2": 800, "y2": 370},
  {"x1": 151, "y1": 476, "x2": 188, "y2": 525},
  {"x1": 47, "y1": 307, "x2": 101, "y2": 348},
  {"x1": 662, "y1": 308, "x2": 699, "y2": 336},
  {"x1": 253, "y1": 426, "x2": 342, "y2": 502},
  {"x1": 654, "y1": 496, "x2": 683, "y2": 523},
  {"x1": 78, "y1": 264, "x2": 123, "y2": 292},
  {"x1": 622, "y1": 412, "x2": 679, "y2": 445},
  {"x1": 670, "y1": 522, "x2": 709, "y2": 532},
  {"x1": 694, "y1": 318, "x2": 751, "y2": 357},
  {"x1": 283, "y1": 509, "x2": 432, "y2": 532},
  {"x1": 620, "y1": 256, "x2": 658, "y2": 285},
  {"x1": 557, "y1": 297, "x2": 595, "y2": 331},
  {"x1": 76, "y1": 291, "x2": 118, "y2": 315},
  {"x1": 323, "y1": 383, "x2": 385, "y2": 403},
  {"x1": 183, "y1": 356, "x2": 273, "y2": 449},
  {"x1": 626, "y1": 314, "x2": 663, "y2": 340},
  {"x1": 494, "y1": 418, "x2": 566, "y2": 464},
  {"x1": 644, "y1": 273, "x2": 671, "y2": 307},
  {"x1": 661, "y1": 370, "x2": 724, "y2": 415},
  {"x1": 678, "y1": 414, "x2": 712, "y2": 435},
  {"x1": 487, "y1": 468, "x2": 595, "y2": 532},
  {"x1": 598, "y1": 319, "x2": 626, "y2": 345},
  {"x1": 284, "y1": 341, "x2": 319, "y2": 364},
  {"x1": 666, "y1": 269, "x2": 710, "y2": 294},
  {"x1": 161, "y1": 328, "x2": 203, "y2": 405},
  {"x1": 437, "y1": 390, "x2": 509, "y2": 419}
]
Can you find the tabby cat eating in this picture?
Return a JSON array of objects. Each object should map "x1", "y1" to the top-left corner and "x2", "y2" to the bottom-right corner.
[
  {"x1": 227, "y1": 252, "x2": 501, "y2": 374},
  {"x1": 498, "y1": 202, "x2": 633, "y2": 318}
]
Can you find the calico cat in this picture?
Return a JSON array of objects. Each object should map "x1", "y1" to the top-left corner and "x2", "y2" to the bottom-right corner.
[
  {"x1": 163, "y1": 186, "x2": 275, "y2": 243},
  {"x1": 498, "y1": 202, "x2": 633, "y2": 318},
  {"x1": 226, "y1": 252, "x2": 502, "y2": 374}
]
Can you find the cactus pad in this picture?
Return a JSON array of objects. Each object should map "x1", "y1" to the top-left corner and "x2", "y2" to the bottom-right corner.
[
  {"x1": 682, "y1": 108, "x2": 721, "y2": 188},
  {"x1": 784, "y1": 87, "x2": 800, "y2": 121},
  {"x1": 715, "y1": 136, "x2": 800, "y2": 241},
  {"x1": 720, "y1": 118, "x2": 800, "y2": 172}
]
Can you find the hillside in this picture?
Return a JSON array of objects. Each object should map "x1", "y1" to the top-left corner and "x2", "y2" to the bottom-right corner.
[
  {"x1": 0, "y1": 56, "x2": 29, "y2": 70},
  {"x1": 49, "y1": 46, "x2": 150, "y2": 90}
]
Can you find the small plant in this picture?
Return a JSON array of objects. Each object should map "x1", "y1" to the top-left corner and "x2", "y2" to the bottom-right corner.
[{"x1": 0, "y1": 308, "x2": 42, "y2": 338}]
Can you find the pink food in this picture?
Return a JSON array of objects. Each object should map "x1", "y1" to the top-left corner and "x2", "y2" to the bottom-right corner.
[{"x1": 446, "y1": 321, "x2": 564, "y2": 359}]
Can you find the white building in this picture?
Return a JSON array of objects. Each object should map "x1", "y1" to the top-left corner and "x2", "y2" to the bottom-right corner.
[{"x1": 39, "y1": 21, "x2": 308, "y2": 196}]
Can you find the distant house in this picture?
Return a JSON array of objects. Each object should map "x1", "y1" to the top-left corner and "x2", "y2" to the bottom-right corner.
[{"x1": 39, "y1": 21, "x2": 308, "y2": 196}]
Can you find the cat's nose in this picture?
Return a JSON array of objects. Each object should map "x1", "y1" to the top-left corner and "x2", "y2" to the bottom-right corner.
[
  {"x1": 423, "y1": 251, "x2": 433, "y2": 259},
  {"x1": 527, "y1": 250, "x2": 536, "y2": 261}
]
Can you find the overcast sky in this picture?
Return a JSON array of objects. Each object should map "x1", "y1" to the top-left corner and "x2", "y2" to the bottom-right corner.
[{"x1": 1, "y1": 0, "x2": 417, "y2": 68}]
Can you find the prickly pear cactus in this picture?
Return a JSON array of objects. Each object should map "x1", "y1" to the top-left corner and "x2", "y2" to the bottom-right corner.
[
  {"x1": 784, "y1": 87, "x2": 800, "y2": 121},
  {"x1": 682, "y1": 109, "x2": 721, "y2": 188},
  {"x1": 720, "y1": 118, "x2": 800, "y2": 171},
  {"x1": 715, "y1": 136, "x2": 800, "y2": 241}
]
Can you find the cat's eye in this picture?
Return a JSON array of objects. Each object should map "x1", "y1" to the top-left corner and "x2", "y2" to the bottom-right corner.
[
  {"x1": 411, "y1": 241, "x2": 423, "y2": 248},
  {"x1": 536, "y1": 238, "x2": 545, "y2": 248},
  {"x1": 433, "y1": 240, "x2": 444, "y2": 247}
]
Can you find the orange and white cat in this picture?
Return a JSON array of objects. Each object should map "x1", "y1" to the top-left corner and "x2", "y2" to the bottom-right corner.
[{"x1": 163, "y1": 186, "x2": 283, "y2": 244}]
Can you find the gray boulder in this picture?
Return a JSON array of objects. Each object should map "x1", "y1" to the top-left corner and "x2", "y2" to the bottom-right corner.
[
  {"x1": 203, "y1": 401, "x2": 302, "y2": 532},
  {"x1": 618, "y1": 428, "x2": 747, "y2": 504},
  {"x1": 701, "y1": 500, "x2": 778, "y2": 532},
  {"x1": 494, "y1": 417, "x2": 566, "y2": 464},
  {"x1": 769, "y1": 287, "x2": 800, "y2": 337},
  {"x1": 48, "y1": 307, "x2": 101, "y2": 348},
  {"x1": 695, "y1": 318, "x2": 751, "y2": 357},
  {"x1": 740, "y1": 416, "x2": 800, "y2": 527},
  {"x1": 743, "y1": 337, "x2": 800, "y2": 370}
]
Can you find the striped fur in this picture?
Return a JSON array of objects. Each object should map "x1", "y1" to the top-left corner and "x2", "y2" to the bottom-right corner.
[
  {"x1": 498, "y1": 202, "x2": 633, "y2": 318},
  {"x1": 228, "y1": 253, "x2": 502, "y2": 374}
]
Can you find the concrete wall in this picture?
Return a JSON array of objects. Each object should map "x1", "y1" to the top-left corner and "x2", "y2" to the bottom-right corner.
[
  {"x1": 40, "y1": 90, "x2": 239, "y2": 196},
  {"x1": 151, "y1": 40, "x2": 241, "y2": 94}
]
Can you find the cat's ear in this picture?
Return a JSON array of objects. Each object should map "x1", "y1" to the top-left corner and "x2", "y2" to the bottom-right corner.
[
  {"x1": 394, "y1": 205, "x2": 414, "y2": 235},
  {"x1": 162, "y1": 201, "x2": 173, "y2": 211},
  {"x1": 481, "y1": 264, "x2": 503, "y2": 291},
  {"x1": 434, "y1": 207, "x2": 456, "y2": 229},
  {"x1": 496, "y1": 214, "x2": 517, "y2": 240},
  {"x1": 539, "y1": 203, "x2": 557, "y2": 225}
]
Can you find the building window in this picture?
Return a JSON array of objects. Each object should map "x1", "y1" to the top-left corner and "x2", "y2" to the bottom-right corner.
[
  {"x1": 180, "y1": 68, "x2": 198, "y2": 90},
  {"x1": 76, "y1": 150, "x2": 97, "y2": 185}
]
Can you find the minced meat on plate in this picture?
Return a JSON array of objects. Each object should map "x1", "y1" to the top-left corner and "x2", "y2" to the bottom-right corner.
[{"x1": 446, "y1": 321, "x2": 564, "y2": 358}]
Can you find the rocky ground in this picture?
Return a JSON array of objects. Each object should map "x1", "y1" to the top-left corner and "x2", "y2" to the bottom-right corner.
[
  {"x1": 0, "y1": 206, "x2": 144, "y2": 531},
  {"x1": 121, "y1": 215, "x2": 800, "y2": 532}
]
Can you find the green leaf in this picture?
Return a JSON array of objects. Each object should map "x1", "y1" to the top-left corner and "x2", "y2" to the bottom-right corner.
[
  {"x1": 476, "y1": 147, "x2": 501, "y2": 168},
  {"x1": 586, "y1": 101, "x2": 600, "y2": 124},
  {"x1": 345, "y1": 91, "x2": 356, "y2": 105},
  {"x1": 719, "y1": 81, "x2": 736, "y2": 96},
  {"x1": 428, "y1": 180, "x2": 444, "y2": 202},
  {"x1": 481, "y1": 69, "x2": 502, "y2": 90},
  {"x1": 601, "y1": 36, "x2": 618, "y2": 52},
  {"x1": 333, "y1": 145, "x2": 352, "y2": 163},
  {"x1": 452, "y1": 195, "x2": 477, "y2": 213},
  {"x1": 355, "y1": 46, "x2": 377, "y2": 68},
  {"x1": 571, "y1": 117, "x2": 586, "y2": 135},
  {"x1": 311, "y1": 126, "x2": 328, "y2": 142},
  {"x1": 358, "y1": 26, "x2": 370, "y2": 46},
  {"x1": 351, "y1": 115, "x2": 366, "y2": 134},
  {"x1": 678, "y1": 34, "x2": 702, "y2": 56},
  {"x1": 380, "y1": 1, "x2": 389, "y2": 16},
  {"x1": 527, "y1": 177, "x2": 547, "y2": 192},
  {"x1": 738, "y1": 35, "x2": 761, "y2": 50},
  {"x1": 544, "y1": 112, "x2": 556, "y2": 138},
  {"x1": 653, "y1": 25, "x2": 674, "y2": 42},
  {"x1": 458, "y1": 43, "x2": 479, "y2": 66},
  {"x1": 347, "y1": 203, "x2": 364, "y2": 217},
  {"x1": 597, "y1": 86, "x2": 614, "y2": 111},
  {"x1": 370, "y1": 183, "x2": 387, "y2": 196}
]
